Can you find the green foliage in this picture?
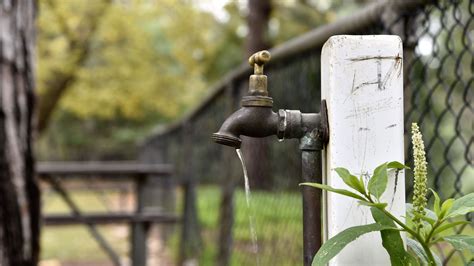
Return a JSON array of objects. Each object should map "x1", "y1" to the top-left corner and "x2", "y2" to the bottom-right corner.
[
  {"x1": 443, "y1": 235, "x2": 474, "y2": 253},
  {"x1": 300, "y1": 182, "x2": 365, "y2": 201},
  {"x1": 302, "y1": 160, "x2": 473, "y2": 266},
  {"x1": 447, "y1": 194, "x2": 474, "y2": 218},
  {"x1": 358, "y1": 201, "x2": 387, "y2": 208},
  {"x1": 38, "y1": 0, "x2": 352, "y2": 122},
  {"x1": 370, "y1": 207, "x2": 409, "y2": 266},
  {"x1": 312, "y1": 223, "x2": 397, "y2": 266},
  {"x1": 387, "y1": 161, "x2": 410, "y2": 170},
  {"x1": 432, "y1": 221, "x2": 471, "y2": 237},
  {"x1": 440, "y1": 198, "x2": 455, "y2": 219},
  {"x1": 406, "y1": 238, "x2": 441, "y2": 266},
  {"x1": 301, "y1": 125, "x2": 474, "y2": 265},
  {"x1": 37, "y1": 0, "x2": 363, "y2": 160},
  {"x1": 38, "y1": 0, "x2": 220, "y2": 121},
  {"x1": 368, "y1": 163, "x2": 388, "y2": 200},
  {"x1": 430, "y1": 189, "x2": 441, "y2": 217},
  {"x1": 334, "y1": 167, "x2": 365, "y2": 194}
]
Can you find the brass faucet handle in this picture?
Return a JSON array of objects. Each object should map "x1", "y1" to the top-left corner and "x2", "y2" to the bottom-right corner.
[{"x1": 249, "y1": 50, "x2": 271, "y2": 75}]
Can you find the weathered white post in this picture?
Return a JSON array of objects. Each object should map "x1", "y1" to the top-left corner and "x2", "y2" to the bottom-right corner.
[{"x1": 321, "y1": 35, "x2": 405, "y2": 265}]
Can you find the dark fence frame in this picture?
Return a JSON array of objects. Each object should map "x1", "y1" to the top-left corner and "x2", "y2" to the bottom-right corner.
[{"x1": 38, "y1": 161, "x2": 180, "y2": 266}]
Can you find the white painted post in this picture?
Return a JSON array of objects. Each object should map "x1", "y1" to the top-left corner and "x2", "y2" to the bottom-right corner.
[{"x1": 321, "y1": 35, "x2": 405, "y2": 265}]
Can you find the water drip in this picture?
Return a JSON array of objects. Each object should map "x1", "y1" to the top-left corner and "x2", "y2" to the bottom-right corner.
[{"x1": 236, "y1": 149, "x2": 260, "y2": 265}]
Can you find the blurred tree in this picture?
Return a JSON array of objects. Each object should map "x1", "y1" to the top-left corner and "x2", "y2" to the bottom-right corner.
[
  {"x1": 37, "y1": 0, "x2": 223, "y2": 159},
  {"x1": 37, "y1": 0, "x2": 112, "y2": 133},
  {"x1": 37, "y1": 0, "x2": 374, "y2": 161},
  {"x1": 0, "y1": 1, "x2": 40, "y2": 265}
]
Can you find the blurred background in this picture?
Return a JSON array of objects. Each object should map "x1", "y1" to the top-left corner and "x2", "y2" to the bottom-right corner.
[
  {"x1": 33, "y1": 0, "x2": 472, "y2": 265},
  {"x1": 36, "y1": 0, "x2": 365, "y2": 161}
]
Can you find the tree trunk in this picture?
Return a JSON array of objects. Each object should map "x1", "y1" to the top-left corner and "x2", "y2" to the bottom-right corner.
[
  {"x1": 243, "y1": 0, "x2": 272, "y2": 190},
  {"x1": 0, "y1": 1, "x2": 40, "y2": 265}
]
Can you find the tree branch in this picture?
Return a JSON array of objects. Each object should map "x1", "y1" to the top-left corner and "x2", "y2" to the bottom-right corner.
[{"x1": 37, "y1": 0, "x2": 112, "y2": 134}]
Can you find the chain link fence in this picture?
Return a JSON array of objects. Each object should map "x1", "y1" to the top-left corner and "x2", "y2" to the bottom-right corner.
[{"x1": 140, "y1": 0, "x2": 473, "y2": 264}]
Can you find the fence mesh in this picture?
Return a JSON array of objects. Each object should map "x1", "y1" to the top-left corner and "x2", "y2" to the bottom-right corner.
[{"x1": 141, "y1": 0, "x2": 473, "y2": 265}]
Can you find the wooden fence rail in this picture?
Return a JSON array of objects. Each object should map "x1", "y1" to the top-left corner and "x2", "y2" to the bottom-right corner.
[{"x1": 37, "y1": 161, "x2": 181, "y2": 266}]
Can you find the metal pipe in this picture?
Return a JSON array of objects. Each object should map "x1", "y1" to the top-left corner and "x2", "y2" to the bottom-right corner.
[
  {"x1": 301, "y1": 150, "x2": 322, "y2": 265},
  {"x1": 300, "y1": 132, "x2": 324, "y2": 266}
]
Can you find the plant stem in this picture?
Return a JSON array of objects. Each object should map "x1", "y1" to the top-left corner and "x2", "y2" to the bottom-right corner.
[
  {"x1": 425, "y1": 219, "x2": 443, "y2": 246},
  {"x1": 365, "y1": 194, "x2": 437, "y2": 265},
  {"x1": 378, "y1": 208, "x2": 437, "y2": 265}
]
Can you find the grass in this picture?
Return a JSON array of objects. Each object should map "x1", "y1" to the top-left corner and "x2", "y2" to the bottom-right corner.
[
  {"x1": 41, "y1": 185, "x2": 472, "y2": 265},
  {"x1": 41, "y1": 189, "x2": 130, "y2": 263},
  {"x1": 191, "y1": 186, "x2": 472, "y2": 265},
  {"x1": 193, "y1": 186, "x2": 303, "y2": 266}
]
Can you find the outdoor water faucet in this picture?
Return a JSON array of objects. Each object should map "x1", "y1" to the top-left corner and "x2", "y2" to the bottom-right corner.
[
  {"x1": 212, "y1": 50, "x2": 329, "y2": 265},
  {"x1": 212, "y1": 50, "x2": 329, "y2": 149}
]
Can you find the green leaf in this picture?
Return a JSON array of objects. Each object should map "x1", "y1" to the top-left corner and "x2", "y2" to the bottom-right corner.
[
  {"x1": 419, "y1": 214, "x2": 436, "y2": 226},
  {"x1": 419, "y1": 222, "x2": 433, "y2": 239},
  {"x1": 443, "y1": 235, "x2": 474, "y2": 253},
  {"x1": 405, "y1": 251, "x2": 421, "y2": 266},
  {"x1": 387, "y1": 161, "x2": 410, "y2": 169},
  {"x1": 407, "y1": 238, "x2": 442, "y2": 266},
  {"x1": 432, "y1": 221, "x2": 471, "y2": 236},
  {"x1": 446, "y1": 193, "x2": 474, "y2": 218},
  {"x1": 312, "y1": 223, "x2": 397, "y2": 266},
  {"x1": 300, "y1": 183, "x2": 366, "y2": 201},
  {"x1": 370, "y1": 208, "x2": 409, "y2": 266},
  {"x1": 359, "y1": 201, "x2": 388, "y2": 209},
  {"x1": 407, "y1": 238, "x2": 428, "y2": 266},
  {"x1": 368, "y1": 163, "x2": 388, "y2": 199},
  {"x1": 334, "y1": 167, "x2": 366, "y2": 194},
  {"x1": 440, "y1": 198, "x2": 454, "y2": 218},
  {"x1": 429, "y1": 189, "x2": 441, "y2": 218}
]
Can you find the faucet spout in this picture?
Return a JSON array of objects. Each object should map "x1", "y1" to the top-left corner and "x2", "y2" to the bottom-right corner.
[{"x1": 211, "y1": 106, "x2": 278, "y2": 149}]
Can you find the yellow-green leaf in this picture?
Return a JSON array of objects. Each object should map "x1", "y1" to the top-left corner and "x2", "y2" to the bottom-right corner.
[
  {"x1": 440, "y1": 198, "x2": 454, "y2": 218},
  {"x1": 334, "y1": 167, "x2": 365, "y2": 194},
  {"x1": 312, "y1": 223, "x2": 397, "y2": 266},
  {"x1": 443, "y1": 235, "x2": 474, "y2": 253},
  {"x1": 432, "y1": 221, "x2": 471, "y2": 236},
  {"x1": 446, "y1": 193, "x2": 474, "y2": 218},
  {"x1": 368, "y1": 163, "x2": 388, "y2": 199},
  {"x1": 429, "y1": 189, "x2": 441, "y2": 218},
  {"x1": 300, "y1": 182, "x2": 366, "y2": 201},
  {"x1": 387, "y1": 161, "x2": 410, "y2": 170},
  {"x1": 370, "y1": 208, "x2": 409, "y2": 266}
]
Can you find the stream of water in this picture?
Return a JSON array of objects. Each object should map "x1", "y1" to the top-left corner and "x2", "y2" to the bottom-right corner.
[{"x1": 236, "y1": 149, "x2": 260, "y2": 265}]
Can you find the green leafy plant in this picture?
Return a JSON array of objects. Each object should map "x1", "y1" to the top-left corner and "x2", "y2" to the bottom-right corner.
[{"x1": 302, "y1": 123, "x2": 474, "y2": 266}]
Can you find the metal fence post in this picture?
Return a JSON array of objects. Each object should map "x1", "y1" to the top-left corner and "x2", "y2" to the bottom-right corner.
[
  {"x1": 217, "y1": 83, "x2": 240, "y2": 266},
  {"x1": 139, "y1": 137, "x2": 176, "y2": 242},
  {"x1": 381, "y1": 2, "x2": 420, "y2": 174},
  {"x1": 178, "y1": 124, "x2": 202, "y2": 265},
  {"x1": 131, "y1": 174, "x2": 149, "y2": 266}
]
